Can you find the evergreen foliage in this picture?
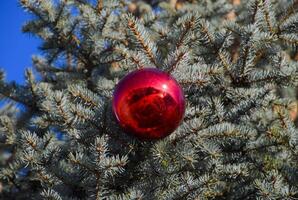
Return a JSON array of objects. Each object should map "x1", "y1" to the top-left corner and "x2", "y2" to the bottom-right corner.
[{"x1": 1, "y1": 0, "x2": 298, "y2": 199}]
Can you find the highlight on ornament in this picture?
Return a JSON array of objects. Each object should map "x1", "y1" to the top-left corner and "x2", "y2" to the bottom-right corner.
[{"x1": 112, "y1": 68, "x2": 185, "y2": 140}]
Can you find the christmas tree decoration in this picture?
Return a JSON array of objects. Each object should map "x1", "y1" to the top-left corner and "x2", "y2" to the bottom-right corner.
[{"x1": 112, "y1": 68, "x2": 185, "y2": 140}]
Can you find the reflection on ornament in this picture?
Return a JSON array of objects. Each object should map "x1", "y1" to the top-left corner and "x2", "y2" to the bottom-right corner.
[{"x1": 112, "y1": 68, "x2": 185, "y2": 140}]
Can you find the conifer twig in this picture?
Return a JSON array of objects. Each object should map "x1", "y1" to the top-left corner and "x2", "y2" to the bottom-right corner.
[
  {"x1": 96, "y1": 0, "x2": 103, "y2": 13},
  {"x1": 126, "y1": 16, "x2": 159, "y2": 66},
  {"x1": 177, "y1": 16, "x2": 196, "y2": 49}
]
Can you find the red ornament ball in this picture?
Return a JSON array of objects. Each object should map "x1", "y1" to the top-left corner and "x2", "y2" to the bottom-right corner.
[{"x1": 112, "y1": 68, "x2": 185, "y2": 140}]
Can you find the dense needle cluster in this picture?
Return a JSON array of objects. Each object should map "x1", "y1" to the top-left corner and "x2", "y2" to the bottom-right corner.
[{"x1": 1, "y1": 0, "x2": 298, "y2": 199}]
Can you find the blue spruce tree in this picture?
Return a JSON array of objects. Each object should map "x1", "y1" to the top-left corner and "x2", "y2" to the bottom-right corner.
[{"x1": 1, "y1": 0, "x2": 298, "y2": 199}]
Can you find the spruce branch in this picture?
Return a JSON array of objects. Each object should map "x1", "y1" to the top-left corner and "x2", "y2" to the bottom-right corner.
[
  {"x1": 41, "y1": 189, "x2": 62, "y2": 200},
  {"x1": 68, "y1": 84, "x2": 103, "y2": 108},
  {"x1": 163, "y1": 46, "x2": 189, "y2": 73},
  {"x1": 96, "y1": 0, "x2": 103, "y2": 14},
  {"x1": 176, "y1": 14, "x2": 199, "y2": 49},
  {"x1": 259, "y1": 0, "x2": 276, "y2": 33},
  {"x1": 278, "y1": 0, "x2": 298, "y2": 31},
  {"x1": 113, "y1": 46, "x2": 145, "y2": 69},
  {"x1": 124, "y1": 14, "x2": 160, "y2": 67}
]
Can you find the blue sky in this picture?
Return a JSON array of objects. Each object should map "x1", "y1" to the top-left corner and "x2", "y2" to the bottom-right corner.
[{"x1": 0, "y1": 1, "x2": 40, "y2": 83}]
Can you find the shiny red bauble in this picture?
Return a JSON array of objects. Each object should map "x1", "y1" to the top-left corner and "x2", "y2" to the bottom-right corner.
[{"x1": 112, "y1": 68, "x2": 185, "y2": 140}]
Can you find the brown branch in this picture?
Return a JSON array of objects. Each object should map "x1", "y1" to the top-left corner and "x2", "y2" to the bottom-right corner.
[
  {"x1": 278, "y1": 0, "x2": 298, "y2": 29},
  {"x1": 279, "y1": 35, "x2": 298, "y2": 45},
  {"x1": 56, "y1": 99, "x2": 72, "y2": 127},
  {"x1": 113, "y1": 47, "x2": 144, "y2": 68},
  {"x1": 243, "y1": 73, "x2": 291, "y2": 85},
  {"x1": 218, "y1": 52, "x2": 230, "y2": 72},
  {"x1": 200, "y1": 21, "x2": 214, "y2": 44},
  {"x1": 167, "y1": 51, "x2": 187, "y2": 73},
  {"x1": 218, "y1": 51, "x2": 236, "y2": 82},
  {"x1": 25, "y1": 138, "x2": 38, "y2": 151},
  {"x1": 67, "y1": 53, "x2": 73, "y2": 71},
  {"x1": 127, "y1": 19, "x2": 157, "y2": 66},
  {"x1": 96, "y1": 0, "x2": 103, "y2": 13},
  {"x1": 252, "y1": 0, "x2": 259, "y2": 23},
  {"x1": 177, "y1": 16, "x2": 196, "y2": 49},
  {"x1": 69, "y1": 90, "x2": 99, "y2": 108},
  {"x1": 251, "y1": 50, "x2": 264, "y2": 66},
  {"x1": 260, "y1": 0, "x2": 275, "y2": 33},
  {"x1": 245, "y1": 141, "x2": 284, "y2": 152}
]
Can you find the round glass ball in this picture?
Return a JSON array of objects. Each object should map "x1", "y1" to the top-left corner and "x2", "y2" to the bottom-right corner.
[{"x1": 112, "y1": 68, "x2": 185, "y2": 140}]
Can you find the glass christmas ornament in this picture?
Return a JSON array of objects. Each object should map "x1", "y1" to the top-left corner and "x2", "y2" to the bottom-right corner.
[{"x1": 112, "y1": 68, "x2": 185, "y2": 140}]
